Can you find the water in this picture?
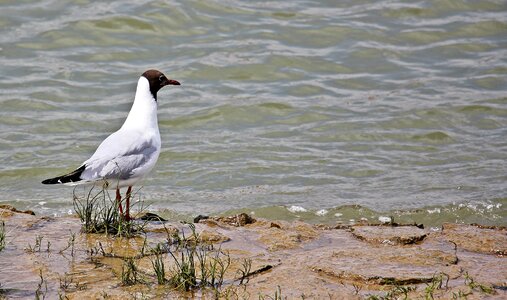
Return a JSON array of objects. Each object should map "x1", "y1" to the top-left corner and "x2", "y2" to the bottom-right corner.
[{"x1": 0, "y1": 0, "x2": 506, "y2": 226}]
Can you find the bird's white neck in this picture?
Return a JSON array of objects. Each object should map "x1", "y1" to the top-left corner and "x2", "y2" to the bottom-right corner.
[{"x1": 122, "y1": 77, "x2": 158, "y2": 131}]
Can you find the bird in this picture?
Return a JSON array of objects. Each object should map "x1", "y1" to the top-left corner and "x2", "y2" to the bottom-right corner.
[{"x1": 42, "y1": 69, "x2": 180, "y2": 220}]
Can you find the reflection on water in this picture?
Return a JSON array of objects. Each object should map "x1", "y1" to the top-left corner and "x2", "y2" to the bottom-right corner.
[{"x1": 0, "y1": 0, "x2": 505, "y2": 224}]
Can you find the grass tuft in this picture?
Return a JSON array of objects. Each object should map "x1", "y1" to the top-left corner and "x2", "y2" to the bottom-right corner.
[
  {"x1": 150, "y1": 243, "x2": 166, "y2": 285},
  {"x1": 167, "y1": 223, "x2": 231, "y2": 291},
  {"x1": 424, "y1": 272, "x2": 449, "y2": 299},
  {"x1": 365, "y1": 271, "x2": 497, "y2": 300},
  {"x1": 464, "y1": 272, "x2": 495, "y2": 295},
  {"x1": 72, "y1": 185, "x2": 146, "y2": 237},
  {"x1": 121, "y1": 258, "x2": 142, "y2": 286}
]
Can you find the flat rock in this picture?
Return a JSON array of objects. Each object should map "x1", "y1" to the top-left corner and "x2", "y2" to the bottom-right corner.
[
  {"x1": 351, "y1": 225, "x2": 428, "y2": 245},
  {"x1": 306, "y1": 238, "x2": 460, "y2": 286},
  {"x1": 257, "y1": 221, "x2": 318, "y2": 251},
  {"x1": 441, "y1": 223, "x2": 507, "y2": 255}
]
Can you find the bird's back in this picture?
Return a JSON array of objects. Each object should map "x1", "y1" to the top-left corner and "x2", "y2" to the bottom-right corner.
[{"x1": 80, "y1": 126, "x2": 161, "y2": 185}]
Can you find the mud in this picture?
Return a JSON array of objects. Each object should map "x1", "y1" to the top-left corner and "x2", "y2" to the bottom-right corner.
[{"x1": 0, "y1": 208, "x2": 506, "y2": 299}]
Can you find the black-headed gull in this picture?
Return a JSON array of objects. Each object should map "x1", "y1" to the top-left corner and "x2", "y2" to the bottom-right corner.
[{"x1": 42, "y1": 69, "x2": 180, "y2": 220}]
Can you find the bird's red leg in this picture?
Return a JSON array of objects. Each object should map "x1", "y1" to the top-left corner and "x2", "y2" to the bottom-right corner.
[
  {"x1": 125, "y1": 186, "x2": 132, "y2": 221},
  {"x1": 116, "y1": 188, "x2": 124, "y2": 217}
]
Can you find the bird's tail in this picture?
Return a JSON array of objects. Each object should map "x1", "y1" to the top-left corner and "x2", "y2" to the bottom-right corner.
[{"x1": 42, "y1": 165, "x2": 86, "y2": 185}]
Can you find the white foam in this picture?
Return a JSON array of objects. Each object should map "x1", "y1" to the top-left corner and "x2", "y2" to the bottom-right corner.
[
  {"x1": 288, "y1": 205, "x2": 307, "y2": 213},
  {"x1": 316, "y1": 209, "x2": 328, "y2": 216},
  {"x1": 427, "y1": 208, "x2": 441, "y2": 214},
  {"x1": 378, "y1": 216, "x2": 391, "y2": 223},
  {"x1": 466, "y1": 204, "x2": 477, "y2": 210}
]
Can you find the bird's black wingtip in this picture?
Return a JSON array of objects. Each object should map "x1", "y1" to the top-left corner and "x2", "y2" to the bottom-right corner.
[
  {"x1": 41, "y1": 165, "x2": 86, "y2": 185},
  {"x1": 41, "y1": 178, "x2": 56, "y2": 184}
]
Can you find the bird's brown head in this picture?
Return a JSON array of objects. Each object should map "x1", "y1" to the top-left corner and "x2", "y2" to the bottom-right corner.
[{"x1": 142, "y1": 69, "x2": 180, "y2": 101}]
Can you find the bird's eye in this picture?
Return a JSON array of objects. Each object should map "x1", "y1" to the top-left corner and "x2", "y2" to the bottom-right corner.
[{"x1": 158, "y1": 75, "x2": 165, "y2": 82}]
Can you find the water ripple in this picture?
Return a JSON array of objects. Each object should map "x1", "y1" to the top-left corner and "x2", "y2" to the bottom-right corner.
[{"x1": 0, "y1": 0, "x2": 505, "y2": 224}]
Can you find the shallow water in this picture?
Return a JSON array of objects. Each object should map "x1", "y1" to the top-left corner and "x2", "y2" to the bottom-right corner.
[{"x1": 0, "y1": 0, "x2": 506, "y2": 225}]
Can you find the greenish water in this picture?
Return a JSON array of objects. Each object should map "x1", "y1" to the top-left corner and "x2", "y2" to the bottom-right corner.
[{"x1": 0, "y1": 0, "x2": 506, "y2": 226}]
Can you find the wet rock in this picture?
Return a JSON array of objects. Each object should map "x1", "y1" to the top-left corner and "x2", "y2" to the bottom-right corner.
[
  {"x1": 193, "y1": 214, "x2": 209, "y2": 223},
  {"x1": 333, "y1": 224, "x2": 353, "y2": 230},
  {"x1": 211, "y1": 213, "x2": 256, "y2": 227},
  {"x1": 0, "y1": 204, "x2": 35, "y2": 215},
  {"x1": 25, "y1": 216, "x2": 55, "y2": 230},
  {"x1": 258, "y1": 228, "x2": 302, "y2": 251},
  {"x1": 351, "y1": 225, "x2": 428, "y2": 245},
  {"x1": 199, "y1": 229, "x2": 231, "y2": 244},
  {"x1": 244, "y1": 257, "x2": 357, "y2": 299},
  {"x1": 307, "y1": 242, "x2": 461, "y2": 287},
  {"x1": 441, "y1": 223, "x2": 507, "y2": 255},
  {"x1": 0, "y1": 208, "x2": 14, "y2": 217},
  {"x1": 197, "y1": 219, "x2": 220, "y2": 227},
  {"x1": 269, "y1": 222, "x2": 281, "y2": 228},
  {"x1": 135, "y1": 212, "x2": 167, "y2": 222},
  {"x1": 258, "y1": 221, "x2": 318, "y2": 251}
]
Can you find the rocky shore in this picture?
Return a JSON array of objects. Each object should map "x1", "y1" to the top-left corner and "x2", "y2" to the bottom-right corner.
[{"x1": 0, "y1": 205, "x2": 506, "y2": 299}]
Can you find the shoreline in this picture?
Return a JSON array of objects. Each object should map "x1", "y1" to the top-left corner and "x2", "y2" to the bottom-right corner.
[
  {"x1": 2, "y1": 198, "x2": 506, "y2": 229},
  {"x1": 1, "y1": 205, "x2": 506, "y2": 299}
]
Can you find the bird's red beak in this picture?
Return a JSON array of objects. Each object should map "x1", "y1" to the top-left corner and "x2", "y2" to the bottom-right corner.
[{"x1": 166, "y1": 79, "x2": 180, "y2": 86}]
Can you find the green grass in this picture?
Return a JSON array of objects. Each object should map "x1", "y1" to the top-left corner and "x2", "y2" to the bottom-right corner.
[
  {"x1": 424, "y1": 273, "x2": 449, "y2": 300},
  {"x1": 167, "y1": 223, "x2": 231, "y2": 291},
  {"x1": 365, "y1": 271, "x2": 497, "y2": 300},
  {"x1": 150, "y1": 243, "x2": 166, "y2": 284},
  {"x1": 84, "y1": 222, "x2": 237, "y2": 295},
  {"x1": 72, "y1": 186, "x2": 146, "y2": 237},
  {"x1": 463, "y1": 272, "x2": 494, "y2": 295},
  {"x1": 365, "y1": 285, "x2": 416, "y2": 300},
  {"x1": 121, "y1": 258, "x2": 142, "y2": 286},
  {"x1": 75, "y1": 203, "x2": 266, "y2": 296}
]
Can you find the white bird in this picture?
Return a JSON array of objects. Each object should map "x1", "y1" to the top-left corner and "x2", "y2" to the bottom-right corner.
[{"x1": 42, "y1": 69, "x2": 180, "y2": 220}]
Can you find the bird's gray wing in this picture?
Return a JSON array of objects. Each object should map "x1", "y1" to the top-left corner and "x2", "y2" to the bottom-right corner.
[{"x1": 80, "y1": 130, "x2": 158, "y2": 181}]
